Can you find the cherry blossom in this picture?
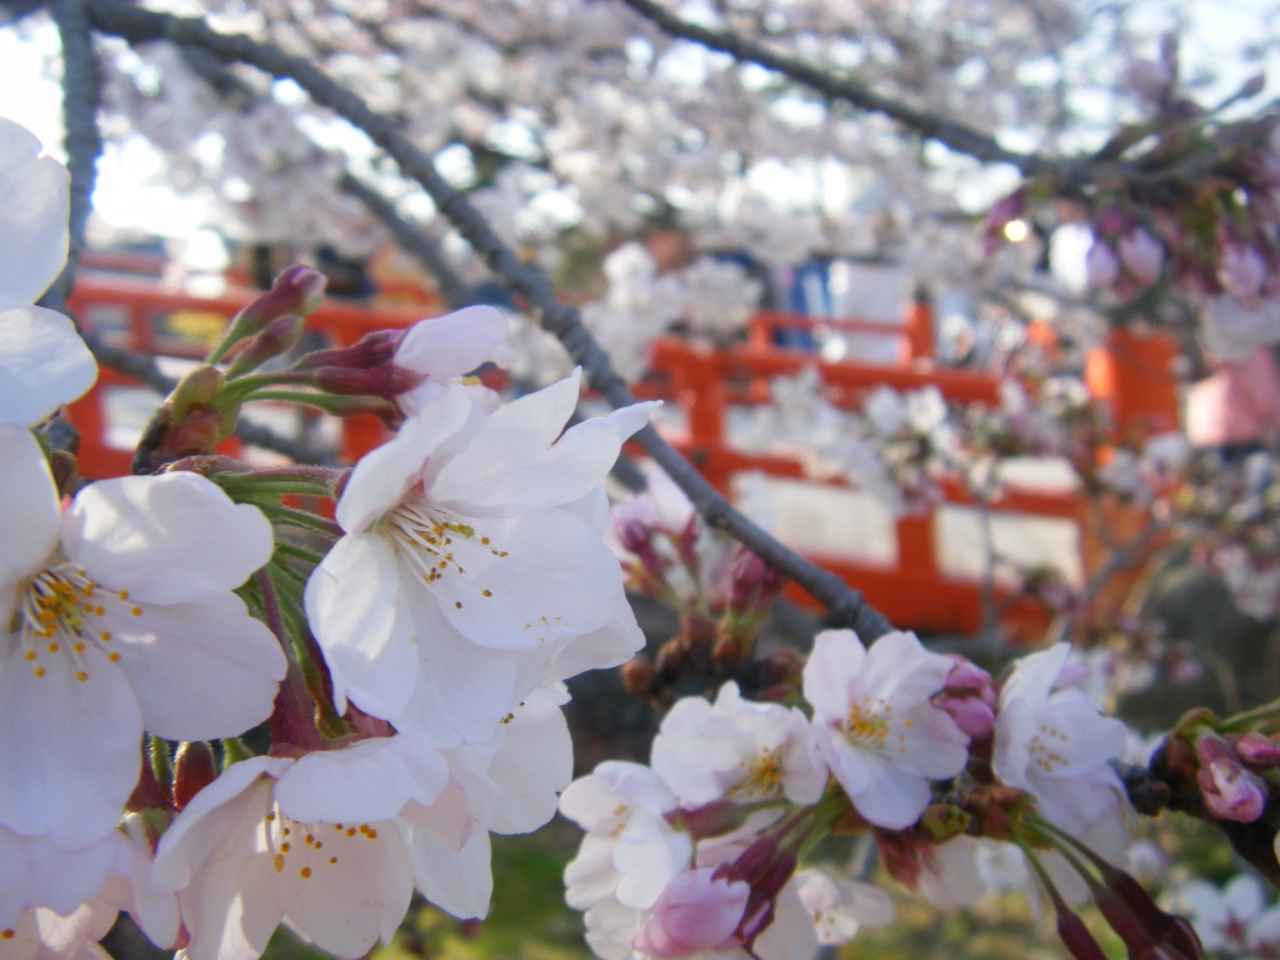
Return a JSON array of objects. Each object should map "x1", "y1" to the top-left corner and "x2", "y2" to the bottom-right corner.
[
  {"x1": 0, "y1": 425, "x2": 283, "y2": 848},
  {"x1": 1179, "y1": 874, "x2": 1280, "y2": 958},
  {"x1": 560, "y1": 762, "x2": 692, "y2": 914},
  {"x1": 306, "y1": 373, "x2": 653, "y2": 747},
  {"x1": 631, "y1": 867, "x2": 750, "y2": 958},
  {"x1": 795, "y1": 869, "x2": 893, "y2": 945},
  {"x1": 0, "y1": 819, "x2": 179, "y2": 955},
  {"x1": 803, "y1": 629, "x2": 969, "y2": 830},
  {"x1": 391, "y1": 305, "x2": 517, "y2": 417},
  {"x1": 650, "y1": 682, "x2": 827, "y2": 807},
  {"x1": 992, "y1": 643, "x2": 1129, "y2": 838},
  {"x1": 0, "y1": 118, "x2": 95, "y2": 429}
]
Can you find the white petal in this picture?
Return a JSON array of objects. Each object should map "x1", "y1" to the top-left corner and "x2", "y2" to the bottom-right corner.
[
  {"x1": 0, "y1": 425, "x2": 59, "y2": 623},
  {"x1": 394, "y1": 306, "x2": 510, "y2": 382},
  {"x1": 613, "y1": 813, "x2": 692, "y2": 909},
  {"x1": 0, "y1": 119, "x2": 69, "y2": 312},
  {"x1": 63, "y1": 474, "x2": 272, "y2": 606},
  {"x1": 336, "y1": 387, "x2": 474, "y2": 534},
  {"x1": 391, "y1": 589, "x2": 517, "y2": 746},
  {"x1": 424, "y1": 370, "x2": 585, "y2": 515},
  {"x1": 404, "y1": 828, "x2": 492, "y2": 920},
  {"x1": 0, "y1": 644, "x2": 141, "y2": 849},
  {"x1": 275, "y1": 735, "x2": 449, "y2": 824},
  {"x1": 153, "y1": 757, "x2": 293, "y2": 893},
  {"x1": 484, "y1": 687, "x2": 573, "y2": 835},
  {"x1": 282, "y1": 820, "x2": 414, "y2": 958},
  {"x1": 511, "y1": 609, "x2": 644, "y2": 701},
  {"x1": 0, "y1": 828, "x2": 120, "y2": 929},
  {"x1": 101, "y1": 592, "x2": 285, "y2": 742},
  {"x1": 306, "y1": 533, "x2": 418, "y2": 719},
  {"x1": 166, "y1": 777, "x2": 285, "y2": 960},
  {"x1": 0, "y1": 307, "x2": 96, "y2": 427},
  {"x1": 430, "y1": 509, "x2": 625, "y2": 648},
  {"x1": 563, "y1": 834, "x2": 622, "y2": 912},
  {"x1": 755, "y1": 879, "x2": 820, "y2": 960},
  {"x1": 848, "y1": 754, "x2": 932, "y2": 830},
  {"x1": 396, "y1": 778, "x2": 474, "y2": 854},
  {"x1": 803, "y1": 630, "x2": 866, "y2": 722}
]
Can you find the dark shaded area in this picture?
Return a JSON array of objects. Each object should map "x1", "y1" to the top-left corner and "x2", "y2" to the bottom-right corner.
[{"x1": 1120, "y1": 557, "x2": 1277, "y2": 729}]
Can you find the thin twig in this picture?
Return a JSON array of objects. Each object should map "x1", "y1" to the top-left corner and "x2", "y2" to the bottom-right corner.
[
  {"x1": 616, "y1": 0, "x2": 1057, "y2": 176},
  {"x1": 81, "y1": 0, "x2": 892, "y2": 635}
]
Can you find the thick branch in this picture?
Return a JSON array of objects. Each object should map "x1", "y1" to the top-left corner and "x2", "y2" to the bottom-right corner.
[
  {"x1": 616, "y1": 0, "x2": 1058, "y2": 176},
  {"x1": 82, "y1": 0, "x2": 892, "y2": 635}
]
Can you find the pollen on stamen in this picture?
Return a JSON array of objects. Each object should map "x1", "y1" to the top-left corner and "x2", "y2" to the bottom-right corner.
[
  {"x1": 482, "y1": 589, "x2": 492, "y2": 597},
  {"x1": 455, "y1": 601, "x2": 462, "y2": 609},
  {"x1": 33, "y1": 667, "x2": 45, "y2": 678},
  {"x1": 273, "y1": 854, "x2": 284, "y2": 873},
  {"x1": 74, "y1": 642, "x2": 85, "y2": 654},
  {"x1": 24, "y1": 651, "x2": 35, "y2": 661},
  {"x1": 130, "y1": 607, "x2": 142, "y2": 616},
  {"x1": 47, "y1": 642, "x2": 59, "y2": 653},
  {"x1": 117, "y1": 590, "x2": 128, "y2": 600},
  {"x1": 329, "y1": 857, "x2": 338, "y2": 864},
  {"x1": 109, "y1": 653, "x2": 120, "y2": 662},
  {"x1": 76, "y1": 671, "x2": 88, "y2": 682},
  {"x1": 300, "y1": 867, "x2": 311, "y2": 878},
  {"x1": 0, "y1": 930, "x2": 12, "y2": 939},
  {"x1": 101, "y1": 632, "x2": 112, "y2": 641}
]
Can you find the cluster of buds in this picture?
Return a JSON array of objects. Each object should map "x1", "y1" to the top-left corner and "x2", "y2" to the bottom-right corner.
[
  {"x1": 1147, "y1": 709, "x2": 1280, "y2": 882},
  {"x1": 611, "y1": 466, "x2": 796, "y2": 704}
]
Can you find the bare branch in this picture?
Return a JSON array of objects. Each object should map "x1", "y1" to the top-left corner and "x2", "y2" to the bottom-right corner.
[
  {"x1": 81, "y1": 0, "x2": 893, "y2": 636},
  {"x1": 616, "y1": 0, "x2": 1058, "y2": 176}
]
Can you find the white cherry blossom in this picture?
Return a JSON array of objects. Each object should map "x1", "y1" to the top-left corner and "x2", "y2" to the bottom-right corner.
[
  {"x1": 306, "y1": 373, "x2": 653, "y2": 747},
  {"x1": 560, "y1": 762, "x2": 693, "y2": 914},
  {"x1": 0, "y1": 818, "x2": 179, "y2": 954},
  {"x1": 795, "y1": 869, "x2": 893, "y2": 945},
  {"x1": 803, "y1": 629, "x2": 969, "y2": 830},
  {"x1": 0, "y1": 118, "x2": 95, "y2": 429},
  {"x1": 392, "y1": 305, "x2": 517, "y2": 417},
  {"x1": 0, "y1": 425, "x2": 283, "y2": 849},
  {"x1": 992, "y1": 643, "x2": 1130, "y2": 838},
  {"x1": 650, "y1": 682, "x2": 827, "y2": 807}
]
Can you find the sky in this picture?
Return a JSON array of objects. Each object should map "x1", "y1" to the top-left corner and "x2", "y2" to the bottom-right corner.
[{"x1": 0, "y1": 0, "x2": 1277, "y2": 244}]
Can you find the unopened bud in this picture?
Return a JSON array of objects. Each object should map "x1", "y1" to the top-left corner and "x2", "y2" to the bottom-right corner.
[
  {"x1": 633, "y1": 868, "x2": 750, "y2": 959},
  {"x1": 295, "y1": 329, "x2": 402, "y2": 372},
  {"x1": 1198, "y1": 757, "x2": 1268, "y2": 822},
  {"x1": 728, "y1": 550, "x2": 786, "y2": 615},
  {"x1": 313, "y1": 362, "x2": 426, "y2": 402},
  {"x1": 1239, "y1": 74, "x2": 1266, "y2": 100},
  {"x1": 934, "y1": 693, "x2": 996, "y2": 738},
  {"x1": 943, "y1": 656, "x2": 991, "y2": 692},
  {"x1": 225, "y1": 315, "x2": 306, "y2": 377},
  {"x1": 210, "y1": 265, "x2": 326, "y2": 363},
  {"x1": 1057, "y1": 904, "x2": 1111, "y2": 960},
  {"x1": 172, "y1": 741, "x2": 217, "y2": 811},
  {"x1": 1234, "y1": 733, "x2": 1280, "y2": 768},
  {"x1": 621, "y1": 657, "x2": 655, "y2": 697}
]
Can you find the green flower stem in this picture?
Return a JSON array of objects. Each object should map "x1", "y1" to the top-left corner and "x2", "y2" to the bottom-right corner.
[
  {"x1": 274, "y1": 540, "x2": 325, "y2": 567},
  {"x1": 267, "y1": 565, "x2": 348, "y2": 739},
  {"x1": 1219, "y1": 700, "x2": 1280, "y2": 734},
  {"x1": 255, "y1": 502, "x2": 344, "y2": 538}
]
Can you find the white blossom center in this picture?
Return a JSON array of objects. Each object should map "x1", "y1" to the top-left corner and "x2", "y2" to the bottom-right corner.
[
  {"x1": 14, "y1": 560, "x2": 138, "y2": 680},
  {"x1": 842, "y1": 696, "x2": 912, "y2": 756}
]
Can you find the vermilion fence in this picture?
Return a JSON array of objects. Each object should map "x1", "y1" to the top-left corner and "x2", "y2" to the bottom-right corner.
[{"x1": 63, "y1": 267, "x2": 1179, "y2": 636}]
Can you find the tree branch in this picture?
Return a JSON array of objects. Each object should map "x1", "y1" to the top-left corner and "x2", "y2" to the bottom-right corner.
[
  {"x1": 616, "y1": 0, "x2": 1058, "y2": 176},
  {"x1": 81, "y1": 0, "x2": 892, "y2": 636}
]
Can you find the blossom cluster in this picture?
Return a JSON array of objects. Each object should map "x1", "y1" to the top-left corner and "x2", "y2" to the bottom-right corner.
[
  {"x1": 0, "y1": 117, "x2": 654, "y2": 960},
  {"x1": 559, "y1": 633, "x2": 1178, "y2": 960}
]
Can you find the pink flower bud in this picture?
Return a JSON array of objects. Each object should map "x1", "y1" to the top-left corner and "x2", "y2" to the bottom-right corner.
[
  {"x1": 312, "y1": 362, "x2": 425, "y2": 401},
  {"x1": 632, "y1": 869, "x2": 750, "y2": 959},
  {"x1": 1118, "y1": 228, "x2": 1164, "y2": 286},
  {"x1": 296, "y1": 330, "x2": 403, "y2": 371},
  {"x1": 934, "y1": 692, "x2": 996, "y2": 738},
  {"x1": 1198, "y1": 757, "x2": 1267, "y2": 823},
  {"x1": 1234, "y1": 733, "x2": 1280, "y2": 768},
  {"x1": 943, "y1": 656, "x2": 991, "y2": 692},
  {"x1": 728, "y1": 549, "x2": 786, "y2": 614},
  {"x1": 1086, "y1": 241, "x2": 1121, "y2": 290},
  {"x1": 1219, "y1": 244, "x2": 1267, "y2": 303}
]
